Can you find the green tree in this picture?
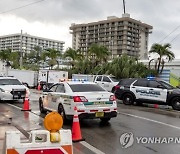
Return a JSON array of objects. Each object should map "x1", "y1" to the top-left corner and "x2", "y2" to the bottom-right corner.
[
  {"x1": 0, "y1": 49, "x2": 11, "y2": 62},
  {"x1": 88, "y1": 44, "x2": 110, "y2": 66},
  {"x1": 63, "y1": 48, "x2": 83, "y2": 68},
  {"x1": 43, "y1": 48, "x2": 62, "y2": 69},
  {"x1": 149, "y1": 43, "x2": 175, "y2": 74}
]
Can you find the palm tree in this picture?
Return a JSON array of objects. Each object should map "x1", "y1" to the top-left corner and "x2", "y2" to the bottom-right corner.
[
  {"x1": 63, "y1": 48, "x2": 82, "y2": 68},
  {"x1": 88, "y1": 44, "x2": 110, "y2": 66},
  {"x1": 149, "y1": 43, "x2": 175, "y2": 74},
  {"x1": 0, "y1": 49, "x2": 11, "y2": 62},
  {"x1": 43, "y1": 48, "x2": 61, "y2": 69}
]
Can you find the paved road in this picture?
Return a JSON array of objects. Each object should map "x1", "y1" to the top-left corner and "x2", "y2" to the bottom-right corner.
[{"x1": 1, "y1": 89, "x2": 180, "y2": 154}]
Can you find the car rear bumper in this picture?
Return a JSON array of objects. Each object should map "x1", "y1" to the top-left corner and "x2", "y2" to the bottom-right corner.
[{"x1": 66, "y1": 111, "x2": 117, "y2": 120}]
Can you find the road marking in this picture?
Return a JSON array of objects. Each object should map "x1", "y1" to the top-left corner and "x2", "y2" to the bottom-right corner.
[
  {"x1": 7, "y1": 103, "x2": 22, "y2": 110},
  {"x1": 119, "y1": 111, "x2": 180, "y2": 130},
  {"x1": 7, "y1": 103, "x2": 105, "y2": 154},
  {"x1": 80, "y1": 141, "x2": 105, "y2": 154},
  {"x1": 7, "y1": 103, "x2": 44, "y2": 120}
]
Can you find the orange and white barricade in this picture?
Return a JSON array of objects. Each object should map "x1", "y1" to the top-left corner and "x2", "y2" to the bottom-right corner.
[{"x1": 5, "y1": 129, "x2": 73, "y2": 154}]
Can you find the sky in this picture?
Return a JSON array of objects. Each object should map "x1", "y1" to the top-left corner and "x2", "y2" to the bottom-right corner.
[{"x1": 0, "y1": 0, "x2": 180, "y2": 58}]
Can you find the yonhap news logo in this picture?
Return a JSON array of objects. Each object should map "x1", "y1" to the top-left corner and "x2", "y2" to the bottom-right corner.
[
  {"x1": 119, "y1": 132, "x2": 134, "y2": 148},
  {"x1": 120, "y1": 132, "x2": 180, "y2": 149}
]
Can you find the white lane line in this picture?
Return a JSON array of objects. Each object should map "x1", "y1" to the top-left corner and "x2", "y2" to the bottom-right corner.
[
  {"x1": 80, "y1": 141, "x2": 105, "y2": 154},
  {"x1": 119, "y1": 111, "x2": 180, "y2": 130},
  {"x1": 7, "y1": 103, "x2": 105, "y2": 153},
  {"x1": 7, "y1": 103, "x2": 22, "y2": 110},
  {"x1": 7, "y1": 103, "x2": 44, "y2": 119}
]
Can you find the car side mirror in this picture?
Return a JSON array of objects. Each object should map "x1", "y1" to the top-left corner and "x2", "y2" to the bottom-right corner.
[{"x1": 157, "y1": 85, "x2": 165, "y2": 89}]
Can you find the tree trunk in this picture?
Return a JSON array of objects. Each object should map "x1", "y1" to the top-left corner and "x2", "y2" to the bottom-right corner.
[{"x1": 157, "y1": 56, "x2": 161, "y2": 74}]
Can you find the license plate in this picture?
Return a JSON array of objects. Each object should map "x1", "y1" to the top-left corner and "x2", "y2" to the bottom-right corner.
[{"x1": 95, "y1": 112, "x2": 104, "y2": 117}]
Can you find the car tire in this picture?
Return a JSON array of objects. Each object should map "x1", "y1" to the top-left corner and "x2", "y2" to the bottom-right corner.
[
  {"x1": 171, "y1": 97, "x2": 180, "y2": 111},
  {"x1": 42, "y1": 85, "x2": 46, "y2": 90},
  {"x1": 100, "y1": 118, "x2": 111, "y2": 123},
  {"x1": 58, "y1": 104, "x2": 67, "y2": 123},
  {"x1": 122, "y1": 93, "x2": 134, "y2": 105},
  {"x1": 39, "y1": 98, "x2": 47, "y2": 114}
]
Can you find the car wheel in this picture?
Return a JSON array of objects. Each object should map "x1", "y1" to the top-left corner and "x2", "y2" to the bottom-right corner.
[
  {"x1": 42, "y1": 85, "x2": 47, "y2": 90},
  {"x1": 58, "y1": 104, "x2": 67, "y2": 123},
  {"x1": 39, "y1": 98, "x2": 47, "y2": 114},
  {"x1": 123, "y1": 93, "x2": 134, "y2": 105},
  {"x1": 100, "y1": 118, "x2": 111, "y2": 123},
  {"x1": 171, "y1": 97, "x2": 180, "y2": 111}
]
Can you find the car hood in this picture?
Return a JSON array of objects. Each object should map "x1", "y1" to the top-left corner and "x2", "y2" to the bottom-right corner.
[
  {"x1": 0, "y1": 85, "x2": 28, "y2": 91},
  {"x1": 171, "y1": 88, "x2": 180, "y2": 94}
]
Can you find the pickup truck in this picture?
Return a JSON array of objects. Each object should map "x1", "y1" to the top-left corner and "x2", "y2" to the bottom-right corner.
[
  {"x1": 72, "y1": 74, "x2": 119, "y2": 92},
  {"x1": 94, "y1": 75, "x2": 119, "y2": 92}
]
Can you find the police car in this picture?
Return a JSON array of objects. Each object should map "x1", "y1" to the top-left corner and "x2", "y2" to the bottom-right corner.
[
  {"x1": 114, "y1": 77, "x2": 180, "y2": 111},
  {"x1": 0, "y1": 76, "x2": 30, "y2": 102},
  {"x1": 39, "y1": 80, "x2": 117, "y2": 122}
]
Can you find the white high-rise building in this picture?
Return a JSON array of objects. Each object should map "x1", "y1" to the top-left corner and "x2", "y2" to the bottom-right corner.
[
  {"x1": 70, "y1": 14, "x2": 153, "y2": 60},
  {"x1": 0, "y1": 33, "x2": 65, "y2": 53}
]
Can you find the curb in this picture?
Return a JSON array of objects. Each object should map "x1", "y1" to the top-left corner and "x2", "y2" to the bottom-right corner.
[{"x1": 117, "y1": 99, "x2": 173, "y2": 110}]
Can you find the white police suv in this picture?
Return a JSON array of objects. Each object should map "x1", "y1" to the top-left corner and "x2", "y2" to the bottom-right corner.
[
  {"x1": 39, "y1": 80, "x2": 117, "y2": 122},
  {"x1": 114, "y1": 77, "x2": 180, "y2": 111},
  {"x1": 0, "y1": 76, "x2": 30, "y2": 102}
]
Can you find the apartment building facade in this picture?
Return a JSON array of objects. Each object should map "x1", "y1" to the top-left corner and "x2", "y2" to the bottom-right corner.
[
  {"x1": 0, "y1": 33, "x2": 64, "y2": 53},
  {"x1": 70, "y1": 14, "x2": 153, "y2": 60}
]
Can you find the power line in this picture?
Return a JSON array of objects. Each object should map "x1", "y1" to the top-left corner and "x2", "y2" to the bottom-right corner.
[
  {"x1": 170, "y1": 33, "x2": 180, "y2": 43},
  {"x1": 0, "y1": 0, "x2": 45, "y2": 15},
  {"x1": 158, "y1": 25, "x2": 180, "y2": 43}
]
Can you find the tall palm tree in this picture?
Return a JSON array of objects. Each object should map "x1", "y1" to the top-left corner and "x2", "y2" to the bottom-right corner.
[
  {"x1": 63, "y1": 48, "x2": 82, "y2": 68},
  {"x1": 149, "y1": 43, "x2": 175, "y2": 74},
  {"x1": 88, "y1": 44, "x2": 110, "y2": 66},
  {"x1": 0, "y1": 49, "x2": 11, "y2": 62},
  {"x1": 43, "y1": 48, "x2": 61, "y2": 69}
]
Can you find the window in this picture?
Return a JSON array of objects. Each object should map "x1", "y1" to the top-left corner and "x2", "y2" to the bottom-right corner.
[
  {"x1": 158, "y1": 80, "x2": 174, "y2": 89},
  {"x1": 96, "y1": 76, "x2": 102, "y2": 81},
  {"x1": 110, "y1": 77, "x2": 118, "y2": 82},
  {"x1": 103, "y1": 76, "x2": 111, "y2": 82},
  {"x1": 119, "y1": 79, "x2": 136, "y2": 86},
  {"x1": 56, "y1": 84, "x2": 65, "y2": 93},
  {"x1": 133, "y1": 79, "x2": 148, "y2": 87},
  {"x1": 148, "y1": 81, "x2": 161, "y2": 88},
  {"x1": 69, "y1": 84, "x2": 106, "y2": 92},
  {"x1": 50, "y1": 85, "x2": 58, "y2": 92},
  {"x1": 0, "y1": 79, "x2": 22, "y2": 85}
]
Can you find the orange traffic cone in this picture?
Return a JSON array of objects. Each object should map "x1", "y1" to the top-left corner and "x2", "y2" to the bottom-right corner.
[
  {"x1": 21, "y1": 93, "x2": 31, "y2": 111},
  {"x1": 37, "y1": 82, "x2": 41, "y2": 91},
  {"x1": 72, "y1": 106, "x2": 85, "y2": 142}
]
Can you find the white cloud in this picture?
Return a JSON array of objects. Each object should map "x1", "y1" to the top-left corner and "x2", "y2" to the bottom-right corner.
[{"x1": 0, "y1": 0, "x2": 180, "y2": 58}]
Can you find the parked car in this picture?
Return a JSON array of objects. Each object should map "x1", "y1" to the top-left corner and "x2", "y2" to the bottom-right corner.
[
  {"x1": 72, "y1": 74, "x2": 119, "y2": 92},
  {"x1": 39, "y1": 80, "x2": 117, "y2": 122},
  {"x1": 0, "y1": 76, "x2": 30, "y2": 102},
  {"x1": 114, "y1": 77, "x2": 180, "y2": 111}
]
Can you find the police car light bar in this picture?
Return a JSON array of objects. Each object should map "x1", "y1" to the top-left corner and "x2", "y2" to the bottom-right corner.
[
  {"x1": 147, "y1": 76, "x2": 156, "y2": 80},
  {"x1": 59, "y1": 79, "x2": 88, "y2": 82}
]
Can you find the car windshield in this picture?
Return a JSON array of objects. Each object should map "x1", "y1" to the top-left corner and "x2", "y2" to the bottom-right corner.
[
  {"x1": 159, "y1": 80, "x2": 174, "y2": 89},
  {"x1": 0, "y1": 79, "x2": 22, "y2": 85},
  {"x1": 69, "y1": 84, "x2": 106, "y2": 92},
  {"x1": 110, "y1": 77, "x2": 118, "y2": 82}
]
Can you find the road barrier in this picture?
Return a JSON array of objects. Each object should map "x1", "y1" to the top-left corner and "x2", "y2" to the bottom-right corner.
[{"x1": 5, "y1": 129, "x2": 73, "y2": 154}]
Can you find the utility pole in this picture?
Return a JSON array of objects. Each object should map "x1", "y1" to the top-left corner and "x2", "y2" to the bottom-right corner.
[
  {"x1": 123, "y1": 0, "x2": 126, "y2": 14},
  {"x1": 20, "y1": 30, "x2": 23, "y2": 68}
]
